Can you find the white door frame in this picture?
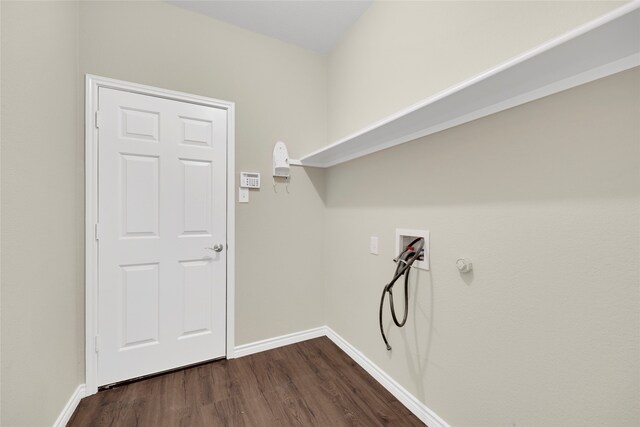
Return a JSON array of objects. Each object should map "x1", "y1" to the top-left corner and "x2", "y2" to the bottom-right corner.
[{"x1": 85, "y1": 75, "x2": 235, "y2": 396}]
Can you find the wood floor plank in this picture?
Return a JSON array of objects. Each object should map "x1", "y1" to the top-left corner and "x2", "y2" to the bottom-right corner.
[
  {"x1": 294, "y1": 339, "x2": 409, "y2": 425},
  {"x1": 68, "y1": 337, "x2": 425, "y2": 426}
]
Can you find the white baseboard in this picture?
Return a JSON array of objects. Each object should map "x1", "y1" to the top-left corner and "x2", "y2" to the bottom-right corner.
[
  {"x1": 324, "y1": 326, "x2": 449, "y2": 427},
  {"x1": 234, "y1": 325, "x2": 448, "y2": 427},
  {"x1": 53, "y1": 383, "x2": 85, "y2": 427},
  {"x1": 233, "y1": 326, "x2": 326, "y2": 358}
]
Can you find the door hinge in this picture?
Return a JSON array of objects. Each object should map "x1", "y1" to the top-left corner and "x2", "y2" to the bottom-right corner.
[
  {"x1": 95, "y1": 111, "x2": 102, "y2": 128},
  {"x1": 94, "y1": 336, "x2": 99, "y2": 353},
  {"x1": 94, "y1": 223, "x2": 100, "y2": 241}
]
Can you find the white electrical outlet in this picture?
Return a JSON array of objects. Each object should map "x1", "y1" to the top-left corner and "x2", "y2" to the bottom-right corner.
[{"x1": 370, "y1": 236, "x2": 379, "y2": 255}]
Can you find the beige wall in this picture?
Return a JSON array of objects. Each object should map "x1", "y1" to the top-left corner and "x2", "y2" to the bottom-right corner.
[
  {"x1": 1, "y1": 2, "x2": 83, "y2": 426},
  {"x1": 325, "y1": 3, "x2": 638, "y2": 425},
  {"x1": 1, "y1": 1, "x2": 327, "y2": 425},
  {"x1": 324, "y1": 68, "x2": 640, "y2": 426},
  {"x1": 328, "y1": 0, "x2": 625, "y2": 141},
  {"x1": 78, "y1": 0, "x2": 327, "y2": 347}
]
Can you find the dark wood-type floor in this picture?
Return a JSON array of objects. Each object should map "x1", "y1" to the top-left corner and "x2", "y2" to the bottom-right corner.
[{"x1": 68, "y1": 336, "x2": 424, "y2": 426}]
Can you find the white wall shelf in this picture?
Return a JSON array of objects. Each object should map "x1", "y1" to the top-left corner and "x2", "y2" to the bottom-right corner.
[{"x1": 296, "y1": 3, "x2": 640, "y2": 168}]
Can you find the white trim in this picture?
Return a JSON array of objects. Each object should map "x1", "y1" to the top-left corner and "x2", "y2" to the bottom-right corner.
[
  {"x1": 234, "y1": 326, "x2": 448, "y2": 426},
  {"x1": 226, "y1": 97, "x2": 236, "y2": 359},
  {"x1": 85, "y1": 75, "x2": 98, "y2": 395},
  {"x1": 53, "y1": 384, "x2": 85, "y2": 427},
  {"x1": 84, "y1": 75, "x2": 236, "y2": 395},
  {"x1": 298, "y1": 2, "x2": 640, "y2": 167},
  {"x1": 233, "y1": 327, "x2": 326, "y2": 358},
  {"x1": 324, "y1": 326, "x2": 449, "y2": 427}
]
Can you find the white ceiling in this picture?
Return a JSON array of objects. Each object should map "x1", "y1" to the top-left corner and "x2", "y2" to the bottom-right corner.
[{"x1": 168, "y1": 1, "x2": 373, "y2": 54}]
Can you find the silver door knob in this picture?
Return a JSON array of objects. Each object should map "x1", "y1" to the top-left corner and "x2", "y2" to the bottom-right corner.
[{"x1": 206, "y1": 244, "x2": 224, "y2": 252}]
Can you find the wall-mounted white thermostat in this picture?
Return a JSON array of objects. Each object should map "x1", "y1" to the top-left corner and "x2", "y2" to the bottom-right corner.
[{"x1": 240, "y1": 172, "x2": 261, "y2": 189}]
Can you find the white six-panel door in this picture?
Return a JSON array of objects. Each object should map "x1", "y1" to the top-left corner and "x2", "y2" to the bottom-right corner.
[{"x1": 97, "y1": 87, "x2": 227, "y2": 386}]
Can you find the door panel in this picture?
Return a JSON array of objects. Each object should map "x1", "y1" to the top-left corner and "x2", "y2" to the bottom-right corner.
[
  {"x1": 120, "y1": 263, "x2": 160, "y2": 349},
  {"x1": 97, "y1": 87, "x2": 227, "y2": 386},
  {"x1": 180, "y1": 159, "x2": 212, "y2": 236},
  {"x1": 179, "y1": 259, "x2": 213, "y2": 337},
  {"x1": 120, "y1": 108, "x2": 159, "y2": 142},
  {"x1": 181, "y1": 117, "x2": 213, "y2": 147},
  {"x1": 120, "y1": 154, "x2": 159, "y2": 237}
]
